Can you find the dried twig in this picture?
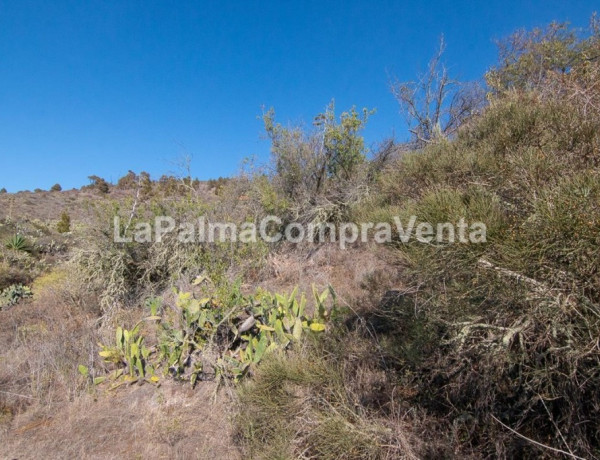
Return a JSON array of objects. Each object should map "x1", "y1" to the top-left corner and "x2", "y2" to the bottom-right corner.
[
  {"x1": 491, "y1": 414, "x2": 586, "y2": 460},
  {"x1": 0, "y1": 390, "x2": 38, "y2": 400},
  {"x1": 478, "y1": 258, "x2": 548, "y2": 292},
  {"x1": 123, "y1": 177, "x2": 142, "y2": 235}
]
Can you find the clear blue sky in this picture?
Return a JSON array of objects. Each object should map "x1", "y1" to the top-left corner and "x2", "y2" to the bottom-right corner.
[{"x1": 0, "y1": 1, "x2": 597, "y2": 192}]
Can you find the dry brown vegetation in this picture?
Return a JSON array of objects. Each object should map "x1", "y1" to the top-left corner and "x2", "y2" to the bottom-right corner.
[{"x1": 1, "y1": 18, "x2": 599, "y2": 459}]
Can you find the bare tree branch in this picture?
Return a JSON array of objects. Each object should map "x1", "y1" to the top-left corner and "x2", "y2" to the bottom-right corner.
[{"x1": 391, "y1": 36, "x2": 484, "y2": 148}]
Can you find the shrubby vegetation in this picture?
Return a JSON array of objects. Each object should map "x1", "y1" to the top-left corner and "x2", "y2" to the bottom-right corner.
[
  {"x1": 0, "y1": 283, "x2": 32, "y2": 309},
  {"x1": 86, "y1": 175, "x2": 111, "y2": 194},
  {"x1": 86, "y1": 284, "x2": 336, "y2": 390},
  {"x1": 234, "y1": 18, "x2": 600, "y2": 458},
  {"x1": 347, "y1": 19, "x2": 600, "y2": 458},
  {"x1": 1, "y1": 17, "x2": 599, "y2": 459},
  {"x1": 56, "y1": 211, "x2": 70, "y2": 233}
]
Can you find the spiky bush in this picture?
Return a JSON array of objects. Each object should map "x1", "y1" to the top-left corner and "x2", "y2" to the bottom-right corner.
[{"x1": 5, "y1": 234, "x2": 32, "y2": 253}]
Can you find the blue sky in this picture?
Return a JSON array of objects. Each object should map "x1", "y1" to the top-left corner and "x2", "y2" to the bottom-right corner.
[{"x1": 0, "y1": 1, "x2": 597, "y2": 192}]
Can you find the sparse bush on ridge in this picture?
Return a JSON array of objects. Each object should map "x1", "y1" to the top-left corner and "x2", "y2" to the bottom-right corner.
[
  {"x1": 486, "y1": 17, "x2": 600, "y2": 94},
  {"x1": 390, "y1": 36, "x2": 486, "y2": 148},
  {"x1": 116, "y1": 170, "x2": 138, "y2": 189},
  {"x1": 86, "y1": 175, "x2": 110, "y2": 194},
  {"x1": 240, "y1": 100, "x2": 379, "y2": 232}
]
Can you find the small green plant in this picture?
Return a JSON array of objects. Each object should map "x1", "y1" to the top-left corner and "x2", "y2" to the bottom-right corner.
[
  {"x1": 0, "y1": 284, "x2": 33, "y2": 308},
  {"x1": 97, "y1": 322, "x2": 157, "y2": 385},
  {"x1": 56, "y1": 211, "x2": 71, "y2": 233},
  {"x1": 144, "y1": 296, "x2": 162, "y2": 317},
  {"x1": 77, "y1": 364, "x2": 107, "y2": 386},
  {"x1": 164, "y1": 285, "x2": 337, "y2": 384},
  {"x1": 80, "y1": 315, "x2": 160, "y2": 387},
  {"x1": 50, "y1": 183, "x2": 62, "y2": 192},
  {"x1": 5, "y1": 234, "x2": 32, "y2": 252}
]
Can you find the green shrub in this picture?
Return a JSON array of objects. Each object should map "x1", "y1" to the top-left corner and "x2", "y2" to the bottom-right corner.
[
  {"x1": 0, "y1": 283, "x2": 32, "y2": 308},
  {"x1": 116, "y1": 170, "x2": 138, "y2": 189},
  {"x1": 486, "y1": 20, "x2": 599, "y2": 93},
  {"x1": 87, "y1": 175, "x2": 110, "y2": 194},
  {"x1": 50, "y1": 183, "x2": 62, "y2": 192},
  {"x1": 56, "y1": 211, "x2": 71, "y2": 233},
  {"x1": 262, "y1": 101, "x2": 374, "y2": 224}
]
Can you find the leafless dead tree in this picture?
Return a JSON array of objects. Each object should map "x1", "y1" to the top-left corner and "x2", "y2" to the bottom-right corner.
[{"x1": 391, "y1": 37, "x2": 484, "y2": 148}]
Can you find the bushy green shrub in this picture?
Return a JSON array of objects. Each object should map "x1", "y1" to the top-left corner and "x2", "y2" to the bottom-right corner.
[
  {"x1": 56, "y1": 211, "x2": 71, "y2": 233},
  {"x1": 262, "y1": 101, "x2": 374, "y2": 224},
  {"x1": 486, "y1": 19, "x2": 599, "y2": 93}
]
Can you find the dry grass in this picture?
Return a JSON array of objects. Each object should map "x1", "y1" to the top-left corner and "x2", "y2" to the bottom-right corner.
[
  {"x1": 3, "y1": 381, "x2": 240, "y2": 459},
  {"x1": 0, "y1": 270, "x2": 97, "y2": 422},
  {"x1": 236, "y1": 348, "x2": 419, "y2": 460},
  {"x1": 0, "y1": 189, "x2": 113, "y2": 223},
  {"x1": 257, "y1": 242, "x2": 402, "y2": 309},
  {"x1": 0, "y1": 266, "x2": 241, "y2": 459}
]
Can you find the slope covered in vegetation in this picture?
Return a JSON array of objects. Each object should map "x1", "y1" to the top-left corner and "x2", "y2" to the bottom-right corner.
[{"x1": 0, "y1": 19, "x2": 599, "y2": 459}]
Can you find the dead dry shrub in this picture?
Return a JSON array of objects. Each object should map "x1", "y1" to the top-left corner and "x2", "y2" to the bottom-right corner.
[{"x1": 0, "y1": 270, "x2": 99, "y2": 431}]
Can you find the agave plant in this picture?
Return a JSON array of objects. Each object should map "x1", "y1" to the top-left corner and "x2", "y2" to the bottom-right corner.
[{"x1": 5, "y1": 234, "x2": 32, "y2": 252}]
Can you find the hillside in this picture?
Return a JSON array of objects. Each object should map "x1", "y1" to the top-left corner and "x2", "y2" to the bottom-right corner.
[{"x1": 1, "y1": 20, "x2": 599, "y2": 459}]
